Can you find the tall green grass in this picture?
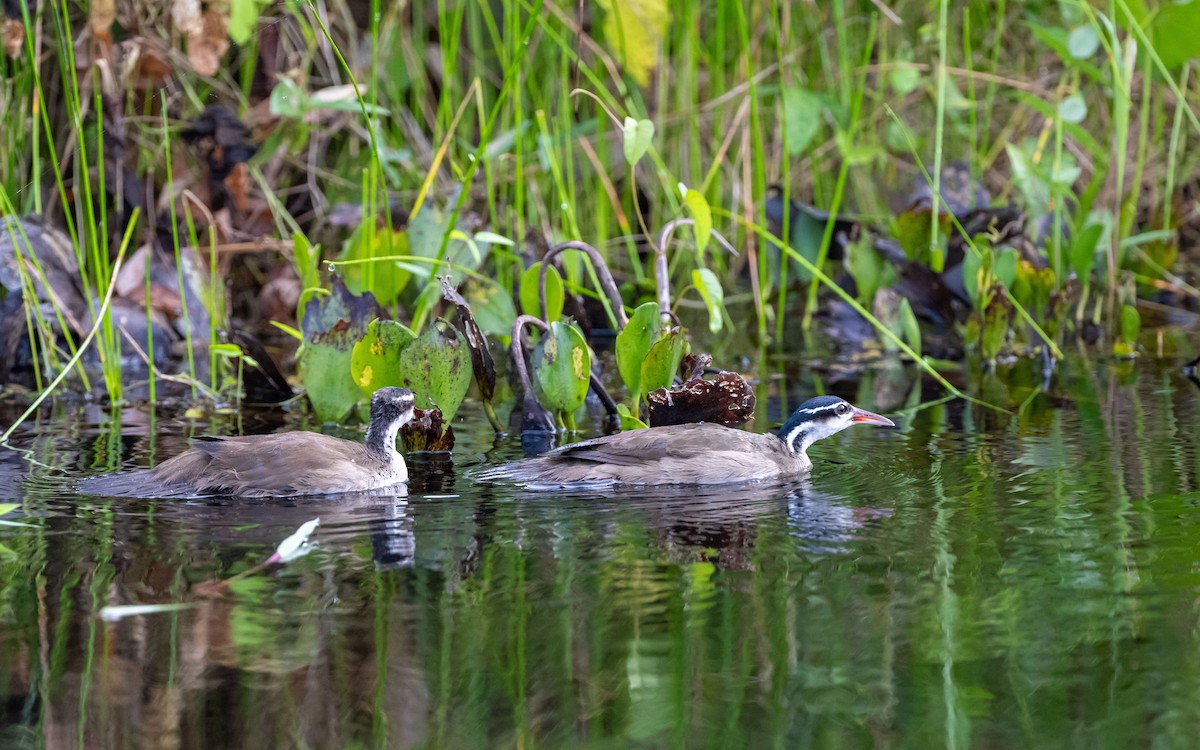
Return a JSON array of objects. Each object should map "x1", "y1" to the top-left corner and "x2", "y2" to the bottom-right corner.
[{"x1": 3, "y1": 0, "x2": 1197, "y2": 401}]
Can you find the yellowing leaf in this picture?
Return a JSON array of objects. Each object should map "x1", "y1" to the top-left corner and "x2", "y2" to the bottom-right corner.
[{"x1": 597, "y1": 0, "x2": 669, "y2": 87}]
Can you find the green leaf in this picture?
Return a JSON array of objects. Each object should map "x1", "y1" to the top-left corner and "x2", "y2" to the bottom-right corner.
[
  {"x1": 292, "y1": 232, "x2": 319, "y2": 292},
  {"x1": 1152, "y1": 1, "x2": 1200, "y2": 68},
  {"x1": 532, "y1": 321, "x2": 591, "y2": 415},
  {"x1": 616, "y1": 302, "x2": 661, "y2": 397},
  {"x1": 847, "y1": 232, "x2": 898, "y2": 306},
  {"x1": 889, "y1": 63, "x2": 922, "y2": 96},
  {"x1": 519, "y1": 262, "x2": 564, "y2": 322},
  {"x1": 1069, "y1": 222, "x2": 1105, "y2": 278},
  {"x1": 298, "y1": 280, "x2": 380, "y2": 422},
  {"x1": 350, "y1": 319, "x2": 417, "y2": 396},
  {"x1": 691, "y1": 268, "x2": 724, "y2": 334},
  {"x1": 640, "y1": 330, "x2": 684, "y2": 394},
  {"x1": 1120, "y1": 304, "x2": 1140, "y2": 345},
  {"x1": 781, "y1": 86, "x2": 823, "y2": 155},
  {"x1": 395, "y1": 319, "x2": 474, "y2": 421},
  {"x1": 616, "y1": 403, "x2": 649, "y2": 430},
  {"x1": 994, "y1": 248, "x2": 1019, "y2": 290},
  {"x1": 622, "y1": 116, "x2": 655, "y2": 165},
  {"x1": 229, "y1": 0, "x2": 271, "y2": 44},
  {"x1": 1067, "y1": 25, "x2": 1100, "y2": 59},
  {"x1": 1058, "y1": 94, "x2": 1087, "y2": 124},
  {"x1": 339, "y1": 225, "x2": 412, "y2": 307},
  {"x1": 680, "y1": 185, "x2": 712, "y2": 256},
  {"x1": 464, "y1": 280, "x2": 518, "y2": 337},
  {"x1": 269, "y1": 78, "x2": 310, "y2": 120},
  {"x1": 0, "y1": 504, "x2": 17, "y2": 516}
]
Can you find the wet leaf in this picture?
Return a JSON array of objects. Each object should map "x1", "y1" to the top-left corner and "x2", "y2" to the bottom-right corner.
[
  {"x1": 350, "y1": 318, "x2": 417, "y2": 396},
  {"x1": 385, "y1": 319, "x2": 472, "y2": 421},
  {"x1": 299, "y1": 279, "x2": 381, "y2": 422},
  {"x1": 440, "y1": 276, "x2": 496, "y2": 402},
  {"x1": 519, "y1": 262, "x2": 563, "y2": 322},
  {"x1": 680, "y1": 185, "x2": 712, "y2": 256},
  {"x1": 647, "y1": 371, "x2": 755, "y2": 428},
  {"x1": 532, "y1": 321, "x2": 591, "y2": 415},
  {"x1": 691, "y1": 268, "x2": 724, "y2": 333},
  {"x1": 616, "y1": 403, "x2": 649, "y2": 430},
  {"x1": 621, "y1": 116, "x2": 655, "y2": 165},
  {"x1": 616, "y1": 301, "x2": 660, "y2": 397},
  {"x1": 641, "y1": 329, "x2": 685, "y2": 394},
  {"x1": 401, "y1": 407, "x2": 456, "y2": 452}
]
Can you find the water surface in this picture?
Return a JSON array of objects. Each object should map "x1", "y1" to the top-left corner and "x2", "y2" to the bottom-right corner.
[{"x1": 2, "y1": 359, "x2": 1199, "y2": 749}]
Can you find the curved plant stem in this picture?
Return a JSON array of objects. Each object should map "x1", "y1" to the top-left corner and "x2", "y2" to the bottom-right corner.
[
  {"x1": 541, "y1": 241, "x2": 629, "y2": 328},
  {"x1": 655, "y1": 218, "x2": 739, "y2": 324},
  {"x1": 510, "y1": 315, "x2": 618, "y2": 425}
]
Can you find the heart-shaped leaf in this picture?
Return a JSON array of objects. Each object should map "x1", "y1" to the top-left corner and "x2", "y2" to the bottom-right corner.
[
  {"x1": 532, "y1": 321, "x2": 591, "y2": 415},
  {"x1": 622, "y1": 116, "x2": 655, "y2": 165},
  {"x1": 640, "y1": 329, "x2": 685, "y2": 395},
  {"x1": 615, "y1": 301, "x2": 661, "y2": 397},
  {"x1": 298, "y1": 279, "x2": 381, "y2": 422},
  {"x1": 395, "y1": 319, "x2": 473, "y2": 421},
  {"x1": 680, "y1": 185, "x2": 712, "y2": 257},
  {"x1": 519, "y1": 262, "x2": 564, "y2": 322},
  {"x1": 350, "y1": 318, "x2": 417, "y2": 396},
  {"x1": 692, "y1": 268, "x2": 725, "y2": 333}
]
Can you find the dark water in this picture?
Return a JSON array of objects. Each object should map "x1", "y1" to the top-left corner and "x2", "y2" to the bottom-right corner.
[{"x1": 2, "y1": 357, "x2": 1200, "y2": 749}]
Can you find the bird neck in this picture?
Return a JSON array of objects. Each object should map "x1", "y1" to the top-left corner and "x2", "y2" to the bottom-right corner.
[
  {"x1": 365, "y1": 411, "x2": 406, "y2": 457},
  {"x1": 778, "y1": 422, "x2": 817, "y2": 462}
]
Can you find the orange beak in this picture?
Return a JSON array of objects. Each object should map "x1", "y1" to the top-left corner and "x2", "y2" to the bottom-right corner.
[{"x1": 851, "y1": 408, "x2": 895, "y2": 427}]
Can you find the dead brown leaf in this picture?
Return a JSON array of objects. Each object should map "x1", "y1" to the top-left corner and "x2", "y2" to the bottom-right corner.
[
  {"x1": 187, "y1": 8, "x2": 229, "y2": 76},
  {"x1": 2, "y1": 18, "x2": 23, "y2": 59}
]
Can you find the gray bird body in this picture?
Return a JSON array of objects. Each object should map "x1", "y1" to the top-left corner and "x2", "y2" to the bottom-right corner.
[
  {"x1": 79, "y1": 387, "x2": 415, "y2": 498},
  {"x1": 501, "y1": 423, "x2": 809, "y2": 486},
  {"x1": 481, "y1": 395, "x2": 895, "y2": 488}
]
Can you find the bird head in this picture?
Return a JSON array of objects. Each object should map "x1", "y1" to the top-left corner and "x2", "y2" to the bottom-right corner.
[{"x1": 778, "y1": 395, "x2": 895, "y2": 455}]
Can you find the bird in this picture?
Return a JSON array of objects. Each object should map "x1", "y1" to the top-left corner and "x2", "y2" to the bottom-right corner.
[
  {"x1": 78, "y1": 387, "x2": 416, "y2": 498},
  {"x1": 479, "y1": 395, "x2": 895, "y2": 487}
]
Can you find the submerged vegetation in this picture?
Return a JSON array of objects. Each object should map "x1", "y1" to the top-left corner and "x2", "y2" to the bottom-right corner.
[{"x1": 1, "y1": 0, "x2": 1198, "y2": 430}]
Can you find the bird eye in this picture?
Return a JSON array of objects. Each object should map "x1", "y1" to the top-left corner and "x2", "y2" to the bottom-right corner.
[{"x1": 836, "y1": 403, "x2": 848, "y2": 415}]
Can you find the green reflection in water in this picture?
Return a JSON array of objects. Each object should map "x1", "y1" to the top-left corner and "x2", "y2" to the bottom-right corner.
[{"x1": 0, "y1": 359, "x2": 1198, "y2": 748}]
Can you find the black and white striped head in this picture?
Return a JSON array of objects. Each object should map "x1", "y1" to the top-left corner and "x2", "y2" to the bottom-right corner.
[
  {"x1": 366, "y1": 387, "x2": 416, "y2": 453},
  {"x1": 777, "y1": 395, "x2": 895, "y2": 455}
]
